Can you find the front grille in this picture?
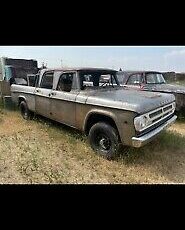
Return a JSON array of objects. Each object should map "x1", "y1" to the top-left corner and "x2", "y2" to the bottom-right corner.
[
  {"x1": 163, "y1": 105, "x2": 173, "y2": 112},
  {"x1": 149, "y1": 109, "x2": 162, "y2": 119},
  {"x1": 152, "y1": 116, "x2": 163, "y2": 123},
  {"x1": 137, "y1": 113, "x2": 174, "y2": 137},
  {"x1": 136, "y1": 102, "x2": 175, "y2": 137}
]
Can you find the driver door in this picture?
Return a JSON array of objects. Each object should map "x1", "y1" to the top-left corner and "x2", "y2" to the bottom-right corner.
[{"x1": 49, "y1": 72, "x2": 78, "y2": 127}]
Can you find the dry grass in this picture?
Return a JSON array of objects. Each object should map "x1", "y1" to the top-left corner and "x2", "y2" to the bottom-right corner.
[{"x1": 0, "y1": 106, "x2": 185, "y2": 184}]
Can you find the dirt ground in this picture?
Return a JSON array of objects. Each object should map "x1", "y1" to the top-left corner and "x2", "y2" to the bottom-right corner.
[{"x1": 0, "y1": 109, "x2": 185, "y2": 184}]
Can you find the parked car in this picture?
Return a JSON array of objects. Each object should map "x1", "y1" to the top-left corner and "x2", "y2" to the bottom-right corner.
[
  {"x1": 11, "y1": 68, "x2": 177, "y2": 159},
  {"x1": 117, "y1": 71, "x2": 185, "y2": 112}
]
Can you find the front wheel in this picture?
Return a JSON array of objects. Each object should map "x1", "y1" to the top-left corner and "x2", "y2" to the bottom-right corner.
[
  {"x1": 89, "y1": 122, "x2": 120, "y2": 160},
  {"x1": 20, "y1": 101, "x2": 33, "y2": 120}
]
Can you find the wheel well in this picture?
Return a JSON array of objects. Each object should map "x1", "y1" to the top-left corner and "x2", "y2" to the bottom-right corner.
[
  {"x1": 85, "y1": 113, "x2": 119, "y2": 135},
  {"x1": 18, "y1": 97, "x2": 26, "y2": 106}
]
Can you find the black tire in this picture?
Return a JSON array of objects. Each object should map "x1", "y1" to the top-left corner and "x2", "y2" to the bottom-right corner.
[
  {"x1": 89, "y1": 122, "x2": 120, "y2": 160},
  {"x1": 20, "y1": 101, "x2": 33, "y2": 120}
]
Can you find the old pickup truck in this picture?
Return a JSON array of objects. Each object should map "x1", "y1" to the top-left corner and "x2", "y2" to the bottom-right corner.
[
  {"x1": 11, "y1": 68, "x2": 177, "y2": 159},
  {"x1": 117, "y1": 71, "x2": 185, "y2": 112}
]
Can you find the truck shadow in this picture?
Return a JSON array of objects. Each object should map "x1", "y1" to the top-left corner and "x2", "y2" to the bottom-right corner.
[{"x1": 33, "y1": 114, "x2": 87, "y2": 141}]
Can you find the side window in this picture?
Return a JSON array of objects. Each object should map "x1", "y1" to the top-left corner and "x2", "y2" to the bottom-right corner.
[
  {"x1": 40, "y1": 72, "x2": 54, "y2": 89},
  {"x1": 56, "y1": 73, "x2": 74, "y2": 92},
  {"x1": 127, "y1": 74, "x2": 143, "y2": 85}
]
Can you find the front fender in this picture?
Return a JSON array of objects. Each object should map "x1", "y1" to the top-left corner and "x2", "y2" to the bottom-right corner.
[{"x1": 83, "y1": 108, "x2": 118, "y2": 132}]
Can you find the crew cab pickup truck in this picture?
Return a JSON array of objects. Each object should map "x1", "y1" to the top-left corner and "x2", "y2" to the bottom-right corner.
[
  {"x1": 11, "y1": 68, "x2": 177, "y2": 159},
  {"x1": 117, "y1": 71, "x2": 185, "y2": 112}
]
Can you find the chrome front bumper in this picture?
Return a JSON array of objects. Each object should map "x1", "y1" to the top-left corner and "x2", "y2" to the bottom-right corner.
[{"x1": 132, "y1": 115, "x2": 177, "y2": 148}]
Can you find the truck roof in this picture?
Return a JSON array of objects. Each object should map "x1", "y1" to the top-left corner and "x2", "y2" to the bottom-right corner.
[{"x1": 41, "y1": 67, "x2": 117, "y2": 73}]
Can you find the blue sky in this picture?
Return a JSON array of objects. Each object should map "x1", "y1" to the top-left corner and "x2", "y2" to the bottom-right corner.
[{"x1": 0, "y1": 46, "x2": 185, "y2": 72}]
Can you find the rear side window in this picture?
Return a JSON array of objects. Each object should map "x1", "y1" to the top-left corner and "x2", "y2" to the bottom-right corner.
[{"x1": 40, "y1": 72, "x2": 54, "y2": 89}]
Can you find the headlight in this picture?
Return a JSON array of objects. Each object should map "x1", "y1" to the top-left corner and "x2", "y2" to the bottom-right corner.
[{"x1": 134, "y1": 115, "x2": 150, "y2": 132}]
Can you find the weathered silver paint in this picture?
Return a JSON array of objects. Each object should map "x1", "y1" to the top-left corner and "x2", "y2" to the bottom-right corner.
[
  {"x1": 11, "y1": 85, "x2": 35, "y2": 111},
  {"x1": 81, "y1": 106, "x2": 137, "y2": 145},
  {"x1": 11, "y1": 68, "x2": 176, "y2": 148},
  {"x1": 50, "y1": 91, "x2": 78, "y2": 127},
  {"x1": 81, "y1": 88, "x2": 175, "y2": 114},
  {"x1": 35, "y1": 87, "x2": 52, "y2": 118}
]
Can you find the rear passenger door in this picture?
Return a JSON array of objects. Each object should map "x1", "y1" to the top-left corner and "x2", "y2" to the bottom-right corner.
[
  {"x1": 50, "y1": 72, "x2": 78, "y2": 127},
  {"x1": 35, "y1": 71, "x2": 54, "y2": 118}
]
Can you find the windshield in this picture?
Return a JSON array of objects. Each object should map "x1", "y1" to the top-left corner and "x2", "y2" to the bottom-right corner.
[{"x1": 146, "y1": 73, "x2": 166, "y2": 84}]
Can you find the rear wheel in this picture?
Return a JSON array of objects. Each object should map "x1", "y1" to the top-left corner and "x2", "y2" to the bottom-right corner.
[
  {"x1": 20, "y1": 101, "x2": 33, "y2": 120},
  {"x1": 89, "y1": 122, "x2": 120, "y2": 160}
]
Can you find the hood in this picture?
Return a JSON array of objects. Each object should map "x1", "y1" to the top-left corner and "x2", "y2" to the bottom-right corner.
[
  {"x1": 83, "y1": 88, "x2": 175, "y2": 114},
  {"x1": 144, "y1": 83, "x2": 185, "y2": 94}
]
